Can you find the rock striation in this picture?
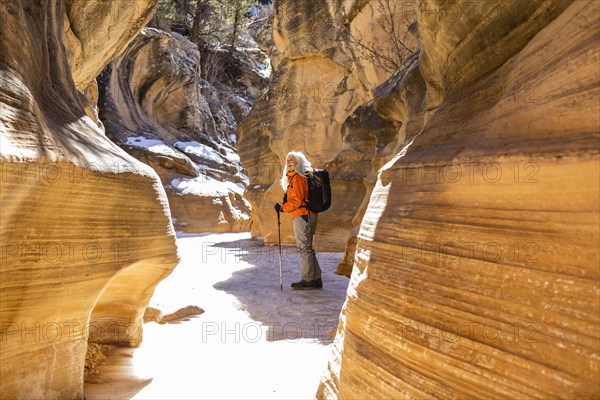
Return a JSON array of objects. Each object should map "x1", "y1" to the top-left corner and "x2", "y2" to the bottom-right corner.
[
  {"x1": 99, "y1": 28, "x2": 268, "y2": 233},
  {"x1": 318, "y1": 0, "x2": 599, "y2": 398},
  {"x1": 0, "y1": 1, "x2": 179, "y2": 398}
]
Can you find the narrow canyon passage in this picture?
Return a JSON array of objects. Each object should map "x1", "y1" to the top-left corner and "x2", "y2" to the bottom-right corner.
[{"x1": 85, "y1": 233, "x2": 348, "y2": 399}]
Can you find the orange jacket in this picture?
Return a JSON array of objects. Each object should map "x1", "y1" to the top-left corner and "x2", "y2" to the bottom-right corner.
[{"x1": 282, "y1": 171, "x2": 314, "y2": 219}]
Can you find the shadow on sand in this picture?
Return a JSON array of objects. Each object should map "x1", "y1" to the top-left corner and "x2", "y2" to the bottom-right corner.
[{"x1": 210, "y1": 238, "x2": 349, "y2": 344}]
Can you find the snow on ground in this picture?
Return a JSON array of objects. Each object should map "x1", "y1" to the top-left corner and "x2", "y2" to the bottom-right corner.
[
  {"x1": 85, "y1": 233, "x2": 348, "y2": 399},
  {"x1": 171, "y1": 175, "x2": 246, "y2": 197},
  {"x1": 125, "y1": 136, "x2": 182, "y2": 157},
  {"x1": 174, "y1": 141, "x2": 223, "y2": 164},
  {"x1": 125, "y1": 137, "x2": 250, "y2": 196}
]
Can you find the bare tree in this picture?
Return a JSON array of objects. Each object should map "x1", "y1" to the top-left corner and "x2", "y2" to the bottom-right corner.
[
  {"x1": 345, "y1": 0, "x2": 416, "y2": 74},
  {"x1": 198, "y1": 46, "x2": 227, "y2": 84}
]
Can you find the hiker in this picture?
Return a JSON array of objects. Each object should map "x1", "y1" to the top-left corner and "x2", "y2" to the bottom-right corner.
[{"x1": 274, "y1": 151, "x2": 323, "y2": 289}]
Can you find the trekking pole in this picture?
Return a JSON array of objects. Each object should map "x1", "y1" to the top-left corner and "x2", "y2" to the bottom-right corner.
[{"x1": 277, "y1": 209, "x2": 283, "y2": 291}]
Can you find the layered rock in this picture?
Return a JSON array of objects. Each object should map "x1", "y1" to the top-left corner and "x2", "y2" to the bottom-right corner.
[
  {"x1": 237, "y1": 0, "x2": 417, "y2": 250},
  {"x1": 319, "y1": 0, "x2": 599, "y2": 398},
  {"x1": 99, "y1": 28, "x2": 268, "y2": 233},
  {"x1": 62, "y1": 0, "x2": 160, "y2": 121},
  {"x1": 335, "y1": 51, "x2": 427, "y2": 275},
  {"x1": 0, "y1": 1, "x2": 179, "y2": 398}
]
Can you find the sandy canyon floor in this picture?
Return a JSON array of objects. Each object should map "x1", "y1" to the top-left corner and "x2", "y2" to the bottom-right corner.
[{"x1": 85, "y1": 232, "x2": 347, "y2": 399}]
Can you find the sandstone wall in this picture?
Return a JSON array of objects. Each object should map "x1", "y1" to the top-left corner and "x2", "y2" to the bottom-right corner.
[
  {"x1": 319, "y1": 0, "x2": 599, "y2": 398},
  {"x1": 0, "y1": 1, "x2": 179, "y2": 398},
  {"x1": 62, "y1": 0, "x2": 160, "y2": 121},
  {"x1": 237, "y1": 0, "x2": 416, "y2": 250},
  {"x1": 99, "y1": 28, "x2": 269, "y2": 233},
  {"x1": 336, "y1": 52, "x2": 427, "y2": 275}
]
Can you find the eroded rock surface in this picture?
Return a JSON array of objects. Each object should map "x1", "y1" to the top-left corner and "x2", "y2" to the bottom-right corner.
[
  {"x1": 319, "y1": 0, "x2": 599, "y2": 398},
  {"x1": 0, "y1": 1, "x2": 179, "y2": 398},
  {"x1": 99, "y1": 28, "x2": 268, "y2": 233}
]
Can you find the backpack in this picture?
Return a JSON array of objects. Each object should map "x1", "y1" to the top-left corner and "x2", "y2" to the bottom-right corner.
[
  {"x1": 283, "y1": 169, "x2": 332, "y2": 213},
  {"x1": 306, "y1": 169, "x2": 331, "y2": 213}
]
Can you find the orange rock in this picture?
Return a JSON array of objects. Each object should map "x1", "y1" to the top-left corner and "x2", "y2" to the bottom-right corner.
[
  {"x1": 320, "y1": 0, "x2": 599, "y2": 398},
  {"x1": 0, "y1": 1, "x2": 178, "y2": 398}
]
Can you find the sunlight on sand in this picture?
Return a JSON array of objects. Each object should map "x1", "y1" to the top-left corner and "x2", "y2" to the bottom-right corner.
[{"x1": 86, "y1": 233, "x2": 348, "y2": 399}]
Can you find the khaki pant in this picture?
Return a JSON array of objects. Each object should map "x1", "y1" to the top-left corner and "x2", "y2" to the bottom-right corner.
[{"x1": 292, "y1": 214, "x2": 322, "y2": 281}]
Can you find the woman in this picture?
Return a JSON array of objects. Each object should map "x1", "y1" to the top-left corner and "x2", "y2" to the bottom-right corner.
[{"x1": 274, "y1": 151, "x2": 322, "y2": 289}]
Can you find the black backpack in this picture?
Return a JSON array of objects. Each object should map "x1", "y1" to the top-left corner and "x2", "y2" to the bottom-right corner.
[
  {"x1": 306, "y1": 169, "x2": 331, "y2": 213},
  {"x1": 284, "y1": 169, "x2": 332, "y2": 213}
]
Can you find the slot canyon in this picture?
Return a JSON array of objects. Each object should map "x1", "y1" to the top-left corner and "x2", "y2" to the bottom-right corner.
[{"x1": 1, "y1": 0, "x2": 598, "y2": 398}]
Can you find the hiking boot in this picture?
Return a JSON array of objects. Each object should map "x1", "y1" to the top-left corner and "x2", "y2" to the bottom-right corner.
[
  {"x1": 291, "y1": 280, "x2": 307, "y2": 289},
  {"x1": 291, "y1": 278, "x2": 323, "y2": 290}
]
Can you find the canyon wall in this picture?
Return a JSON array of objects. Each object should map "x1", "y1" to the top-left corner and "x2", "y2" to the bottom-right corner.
[
  {"x1": 0, "y1": 1, "x2": 179, "y2": 398},
  {"x1": 237, "y1": 0, "x2": 415, "y2": 251},
  {"x1": 319, "y1": 0, "x2": 599, "y2": 398},
  {"x1": 98, "y1": 28, "x2": 267, "y2": 233}
]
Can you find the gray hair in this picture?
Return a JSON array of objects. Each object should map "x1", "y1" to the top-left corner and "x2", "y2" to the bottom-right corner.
[{"x1": 280, "y1": 151, "x2": 313, "y2": 190}]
